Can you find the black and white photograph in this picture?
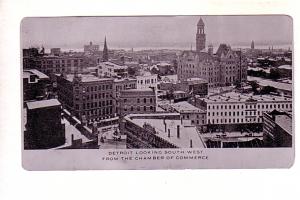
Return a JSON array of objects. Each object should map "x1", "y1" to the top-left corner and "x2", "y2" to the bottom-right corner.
[{"x1": 21, "y1": 15, "x2": 294, "y2": 169}]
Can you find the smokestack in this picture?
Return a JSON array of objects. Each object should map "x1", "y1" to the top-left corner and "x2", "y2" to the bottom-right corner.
[
  {"x1": 181, "y1": 117, "x2": 183, "y2": 125},
  {"x1": 168, "y1": 129, "x2": 170, "y2": 138},
  {"x1": 177, "y1": 125, "x2": 180, "y2": 138},
  {"x1": 190, "y1": 139, "x2": 193, "y2": 148}
]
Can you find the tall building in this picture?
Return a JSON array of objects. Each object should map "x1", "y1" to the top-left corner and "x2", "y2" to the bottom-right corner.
[
  {"x1": 251, "y1": 40, "x2": 255, "y2": 50},
  {"x1": 56, "y1": 73, "x2": 115, "y2": 124},
  {"x1": 102, "y1": 37, "x2": 109, "y2": 62},
  {"x1": 196, "y1": 18, "x2": 206, "y2": 53},
  {"x1": 24, "y1": 99, "x2": 65, "y2": 149},
  {"x1": 178, "y1": 17, "x2": 247, "y2": 88}
]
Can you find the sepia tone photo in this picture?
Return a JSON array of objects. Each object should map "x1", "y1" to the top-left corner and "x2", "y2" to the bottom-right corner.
[{"x1": 21, "y1": 15, "x2": 293, "y2": 169}]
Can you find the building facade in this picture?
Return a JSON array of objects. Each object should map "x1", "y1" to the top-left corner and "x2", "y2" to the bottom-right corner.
[
  {"x1": 193, "y1": 92, "x2": 292, "y2": 125},
  {"x1": 136, "y1": 72, "x2": 158, "y2": 90},
  {"x1": 24, "y1": 99, "x2": 65, "y2": 149},
  {"x1": 56, "y1": 73, "x2": 115, "y2": 124},
  {"x1": 119, "y1": 89, "x2": 156, "y2": 115},
  {"x1": 178, "y1": 18, "x2": 247, "y2": 88}
]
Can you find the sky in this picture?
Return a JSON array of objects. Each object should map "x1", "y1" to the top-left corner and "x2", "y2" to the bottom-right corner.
[{"x1": 21, "y1": 15, "x2": 293, "y2": 50}]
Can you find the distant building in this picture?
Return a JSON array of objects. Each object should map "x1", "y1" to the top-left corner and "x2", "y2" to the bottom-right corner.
[
  {"x1": 50, "y1": 48, "x2": 61, "y2": 56},
  {"x1": 97, "y1": 61, "x2": 128, "y2": 78},
  {"x1": 263, "y1": 110, "x2": 292, "y2": 147},
  {"x1": 24, "y1": 99, "x2": 65, "y2": 149},
  {"x1": 56, "y1": 73, "x2": 115, "y2": 124},
  {"x1": 123, "y1": 113, "x2": 206, "y2": 148},
  {"x1": 196, "y1": 18, "x2": 206, "y2": 53},
  {"x1": 31, "y1": 54, "x2": 85, "y2": 75},
  {"x1": 251, "y1": 40, "x2": 255, "y2": 50},
  {"x1": 136, "y1": 72, "x2": 158, "y2": 90},
  {"x1": 178, "y1": 17, "x2": 247, "y2": 88},
  {"x1": 102, "y1": 37, "x2": 109, "y2": 62},
  {"x1": 119, "y1": 88, "x2": 156, "y2": 115},
  {"x1": 23, "y1": 69, "x2": 50, "y2": 102},
  {"x1": 84, "y1": 41, "x2": 100, "y2": 53}
]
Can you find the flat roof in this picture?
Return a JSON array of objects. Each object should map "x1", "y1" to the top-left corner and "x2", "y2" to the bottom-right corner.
[
  {"x1": 201, "y1": 91, "x2": 291, "y2": 103},
  {"x1": 27, "y1": 99, "x2": 61, "y2": 110},
  {"x1": 171, "y1": 101, "x2": 205, "y2": 113},
  {"x1": 65, "y1": 74, "x2": 112, "y2": 83},
  {"x1": 131, "y1": 118, "x2": 205, "y2": 148},
  {"x1": 248, "y1": 76, "x2": 292, "y2": 92},
  {"x1": 23, "y1": 69, "x2": 49, "y2": 79}
]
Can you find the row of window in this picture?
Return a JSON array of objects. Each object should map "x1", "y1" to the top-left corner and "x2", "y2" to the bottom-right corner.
[
  {"x1": 124, "y1": 105, "x2": 154, "y2": 112},
  {"x1": 81, "y1": 107, "x2": 113, "y2": 116},
  {"x1": 138, "y1": 79, "x2": 157, "y2": 85},
  {"x1": 208, "y1": 103, "x2": 292, "y2": 110},
  {"x1": 208, "y1": 110, "x2": 268, "y2": 117},
  {"x1": 80, "y1": 100, "x2": 113, "y2": 109},
  {"x1": 208, "y1": 117, "x2": 262, "y2": 124},
  {"x1": 182, "y1": 114, "x2": 205, "y2": 120},
  {"x1": 75, "y1": 93, "x2": 111, "y2": 101},
  {"x1": 123, "y1": 98, "x2": 154, "y2": 104},
  {"x1": 80, "y1": 85, "x2": 112, "y2": 92}
]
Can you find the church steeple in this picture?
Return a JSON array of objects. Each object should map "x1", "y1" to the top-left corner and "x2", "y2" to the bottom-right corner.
[
  {"x1": 196, "y1": 17, "x2": 206, "y2": 53},
  {"x1": 102, "y1": 36, "x2": 108, "y2": 62}
]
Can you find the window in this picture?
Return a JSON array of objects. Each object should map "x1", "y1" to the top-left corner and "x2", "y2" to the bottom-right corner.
[
  {"x1": 137, "y1": 99, "x2": 140, "y2": 103},
  {"x1": 144, "y1": 98, "x2": 147, "y2": 103},
  {"x1": 144, "y1": 106, "x2": 147, "y2": 111}
]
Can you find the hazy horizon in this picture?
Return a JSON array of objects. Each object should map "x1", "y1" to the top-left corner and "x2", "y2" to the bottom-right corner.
[{"x1": 21, "y1": 16, "x2": 293, "y2": 50}]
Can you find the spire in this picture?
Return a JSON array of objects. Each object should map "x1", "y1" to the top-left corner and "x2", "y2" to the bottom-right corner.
[
  {"x1": 197, "y1": 17, "x2": 205, "y2": 27},
  {"x1": 102, "y1": 36, "x2": 108, "y2": 62}
]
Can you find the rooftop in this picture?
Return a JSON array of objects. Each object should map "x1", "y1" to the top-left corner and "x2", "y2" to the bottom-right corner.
[
  {"x1": 171, "y1": 101, "x2": 205, "y2": 113},
  {"x1": 130, "y1": 118, "x2": 205, "y2": 148},
  {"x1": 200, "y1": 91, "x2": 291, "y2": 103},
  {"x1": 23, "y1": 69, "x2": 49, "y2": 79},
  {"x1": 248, "y1": 76, "x2": 292, "y2": 92},
  {"x1": 27, "y1": 99, "x2": 61, "y2": 110},
  {"x1": 275, "y1": 114, "x2": 292, "y2": 135},
  {"x1": 99, "y1": 61, "x2": 128, "y2": 69},
  {"x1": 64, "y1": 74, "x2": 113, "y2": 83}
]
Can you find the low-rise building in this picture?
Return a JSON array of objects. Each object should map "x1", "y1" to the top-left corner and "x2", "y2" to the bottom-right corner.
[
  {"x1": 136, "y1": 72, "x2": 158, "y2": 90},
  {"x1": 119, "y1": 88, "x2": 156, "y2": 115},
  {"x1": 56, "y1": 73, "x2": 115, "y2": 124},
  {"x1": 24, "y1": 99, "x2": 65, "y2": 149},
  {"x1": 263, "y1": 110, "x2": 292, "y2": 147},
  {"x1": 113, "y1": 78, "x2": 137, "y2": 98},
  {"x1": 97, "y1": 61, "x2": 128, "y2": 78},
  {"x1": 170, "y1": 101, "x2": 206, "y2": 131}
]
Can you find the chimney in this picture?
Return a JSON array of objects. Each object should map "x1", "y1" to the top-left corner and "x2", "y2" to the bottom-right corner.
[
  {"x1": 190, "y1": 139, "x2": 193, "y2": 148},
  {"x1": 164, "y1": 122, "x2": 167, "y2": 132},
  {"x1": 168, "y1": 129, "x2": 170, "y2": 138},
  {"x1": 177, "y1": 125, "x2": 180, "y2": 138},
  {"x1": 71, "y1": 134, "x2": 74, "y2": 145}
]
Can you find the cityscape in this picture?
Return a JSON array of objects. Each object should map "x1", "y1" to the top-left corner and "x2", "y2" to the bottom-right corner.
[{"x1": 22, "y1": 16, "x2": 293, "y2": 150}]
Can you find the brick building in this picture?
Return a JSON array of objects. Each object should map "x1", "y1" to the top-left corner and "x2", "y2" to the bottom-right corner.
[
  {"x1": 56, "y1": 73, "x2": 115, "y2": 124},
  {"x1": 119, "y1": 88, "x2": 156, "y2": 115}
]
